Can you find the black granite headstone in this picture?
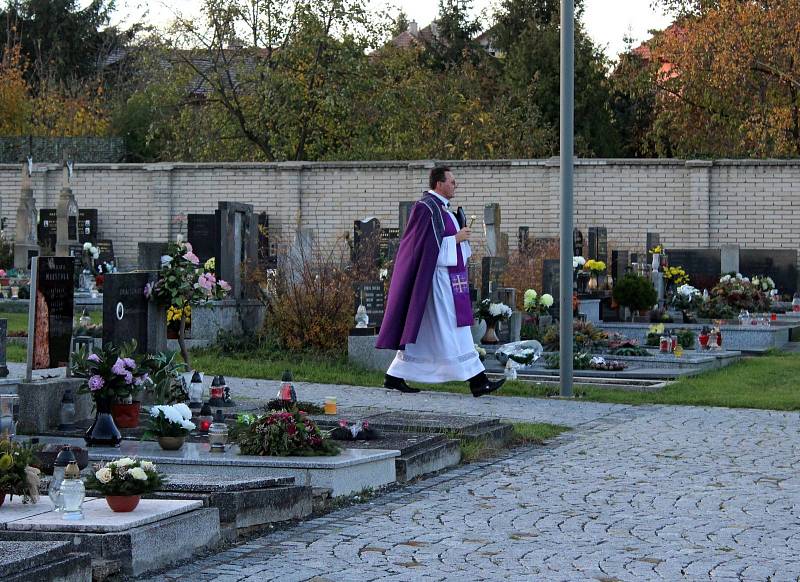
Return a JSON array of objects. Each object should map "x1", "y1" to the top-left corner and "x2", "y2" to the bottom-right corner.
[
  {"x1": 257, "y1": 212, "x2": 277, "y2": 269},
  {"x1": 667, "y1": 249, "x2": 721, "y2": 292},
  {"x1": 95, "y1": 239, "x2": 115, "y2": 266},
  {"x1": 103, "y1": 272, "x2": 156, "y2": 353},
  {"x1": 353, "y1": 218, "x2": 381, "y2": 265},
  {"x1": 67, "y1": 244, "x2": 84, "y2": 286},
  {"x1": 481, "y1": 256, "x2": 507, "y2": 299},
  {"x1": 740, "y1": 249, "x2": 798, "y2": 295},
  {"x1": 187, "y1": 213, "x2": 220, "y2": 265},
  {"x1": 573, "y1": 228, "x2": 584, "y2": 257},
  {"x1": 398, "y1": 202, "x2": 415, "y2": 235},
  {"x1": 137, "y1": 242, "x2": 169, "y2": 271},
  {"x1": 380, "y1": 228, "x2": 400, "y2": 262},
  {"x1": 31, "y1": 257, "x2": 74, "y2": 369},
  {"x1": 353, "y1": 281, "x2": 385, "y2": 327},
  {"x1": 78, "y1": 209, "x2": 98, "y2": 244},
  {"x1": 37, "y1": 209, "x2": 57, "y2": 254},
  {"x1": 542, "y1": 259, "x2": 560, "y2": 302},
  {"x1": 588, "y1": 227, "x2": 608, "y2": 263},
  {"x1": 518, "y1": 227, "x2": 530, "y2": 252},
  {"x1": 611, "y1": 250, "x2": 629, "y2": 284}
]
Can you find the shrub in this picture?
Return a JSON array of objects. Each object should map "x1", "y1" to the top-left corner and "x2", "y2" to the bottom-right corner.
[
  {"x1": 542, "y1": 321, "x2": 608, "y2": 352},
  {"x1": 0, "y1": 439, "x2": 39, "y2": 502},
  {"x1": 613, "y1": 274, "x2": 657, "y2": 312},
  {"x1": 266, "y1": 238, "x2": 356, "y2": 353}
]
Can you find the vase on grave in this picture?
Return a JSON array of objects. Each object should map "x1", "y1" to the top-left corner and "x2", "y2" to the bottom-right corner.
[
  {"x1": 111, "y1": 401, "x2": 141, "y2": 429},
  {"x1": 587, "y1": 274, "x2": 599, "y2": 292},
  {"x1": 157, "y1": 436, "x2": 185, "y2": 451},
  {"x1": 481, "y1": 321, "x2": 499, "y2": 344},
  {"x1": 84, "y1": 397, "x2": 122, "y2": 447},
  {"x1": 105, "y1": 494, "x2": 140, "y2": 513}
]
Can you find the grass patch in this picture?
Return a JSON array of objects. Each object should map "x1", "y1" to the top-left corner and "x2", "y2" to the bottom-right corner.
[
  {"x1": 511, "y1": 422, "x2": 570, "y2": 445},
  {"x1": 6, "y1": 343, "x2": 26, "y2": 363},
  {"x1": 0, "y1": 310, "x2": 101, "y2": 334},
  {"x1": 191, "y1": 347, "x2": 800, "y2": 411},
  {"x1": 578, "y1": 352, "x2": 800, "y2": 411}
]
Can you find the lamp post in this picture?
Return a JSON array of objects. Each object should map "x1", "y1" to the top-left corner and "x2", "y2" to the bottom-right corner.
[{"x1": 559, "y1": 0, "x2": 575, "y2": 398}]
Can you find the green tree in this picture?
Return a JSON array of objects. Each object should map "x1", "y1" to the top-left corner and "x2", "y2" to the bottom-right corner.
[
  {"x1": 162, "y1": 0, "x2": 384, "y2": 162},
  {"x1": 493, "y1": 0, "x2": 620, "y2": 156},
  {"x1": 423, "y1": 0, "x2": 484, "y2": 70}
]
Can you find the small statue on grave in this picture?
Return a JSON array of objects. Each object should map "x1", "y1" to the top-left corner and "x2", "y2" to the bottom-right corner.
[{"x1": 355, "y1": 304, "x2": 369, "y2": 328}]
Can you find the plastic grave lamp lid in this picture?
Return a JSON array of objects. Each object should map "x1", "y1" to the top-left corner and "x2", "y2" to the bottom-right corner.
[
  {"x1": 281, "y1": 370, "x2": 293, "y2": 382},
  {"x1": 191, "y1": 371, "x2": 202, "y2": 383}
]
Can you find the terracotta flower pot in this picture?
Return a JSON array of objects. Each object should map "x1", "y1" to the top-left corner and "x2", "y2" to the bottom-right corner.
[
  {"x1": 111, "y1": 401, "x2": 141, "y2": 429},
  {"x1": 106, "y1": 495, "x2": 140, "y2": 512},
  {"x1": 157, "y1": 436, "x2": 185, "y2": 451}
]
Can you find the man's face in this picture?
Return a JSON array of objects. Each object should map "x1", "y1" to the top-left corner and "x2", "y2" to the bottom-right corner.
[{"x1": 437, "y1": 171, "x2": 457, "y2": 200}]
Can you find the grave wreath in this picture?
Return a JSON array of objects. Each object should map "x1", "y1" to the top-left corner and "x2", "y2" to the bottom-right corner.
[
  {"x1": 145, "y1": 241, "x2": 230, "y2": 366},
  {"x1": 0, "y1": 439, "x2": 40, "y2": 506},
  {"x1": 235, "y1": 410, "x2": 340, "y2": 457}
]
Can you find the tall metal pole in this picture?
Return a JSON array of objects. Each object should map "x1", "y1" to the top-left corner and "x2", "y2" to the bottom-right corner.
[{"x1": 559, "y1": 0, "x2": 574, "y2": 398}]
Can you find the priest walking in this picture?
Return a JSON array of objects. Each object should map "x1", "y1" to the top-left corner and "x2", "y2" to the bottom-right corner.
[{"x1": 376, "y1": 167, "x2": 505, "y2": 397}]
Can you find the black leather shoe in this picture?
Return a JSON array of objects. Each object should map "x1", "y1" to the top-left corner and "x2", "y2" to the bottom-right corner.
[
  {"x1": 469, "y1": 374, "x2": 505, "y2": 397},
  {"x1": 384, "y1": 374, "x2": 420, "y2": 394}
]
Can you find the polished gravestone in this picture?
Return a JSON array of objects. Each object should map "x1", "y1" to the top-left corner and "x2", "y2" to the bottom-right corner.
[{"x1": 102, "y1": 271, "x2": 158, "y2": 353}]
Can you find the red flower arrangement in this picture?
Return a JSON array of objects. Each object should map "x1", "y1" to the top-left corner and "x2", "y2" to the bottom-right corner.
[{"x1": 236, "y1": 410, "x2": 339, "y2": 456}]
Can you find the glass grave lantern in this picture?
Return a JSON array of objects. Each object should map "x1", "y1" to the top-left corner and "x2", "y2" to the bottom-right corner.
[
  {"x1": 59, "y1": 461, "x2": 85, "y2": 520},
  {"x1": 188, "y1": 371, "x2": 204, "y2": 410},
  {"x1": 208, "y1": 410, "x2": 228, "y2": 452},
  {"x1": 48, "y1": 446, "x2": 77, "y2": 511}
]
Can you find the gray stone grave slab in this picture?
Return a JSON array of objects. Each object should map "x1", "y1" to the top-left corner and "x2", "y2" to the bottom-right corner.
[
  {"x1": 218, "y1": 201, "x2": 258, "y2": 300},
  {"x1": 484, "y1": 203, "x2": 501, "y2": 256},
  {"x1": 611, "y1": 250, "x2": 629, "y2": 286},
  {"x1": 157, "y1": 474, "x2": 294, "y2": 492},
  {"x1": 646, "y1": 232, "x2": 660, "y2": 263},
  {"x1": 519, "y1": 226, "x2": 531, "y2": 252},
  {"x1": 0, "y1": 540, "x2": 91, "y2": 582},
  {"x1": 55, "y1": 161, "x2": 79, "y2": 258},
  {"x1": 309, "y1": 427, "x2": 461, "y2": 483},
  {"x1": 42, "y1": 438, "x2": 400, "y2": 497},
  {"x1": 14, "y1": 161, "x2": 39, "y2": 270},
  {"x1": 151, "y1": 474, "x2": 311, "y2": 541},
  {"x1": 0, "y1": 497, "x2": 54, "y2": 526},
  {"x1": 6, "y1": 498, "x2": 203, "y2": 533},
  {"x1": 359, "y1": 411, "x2": 499, "y2": 434},
  {"x1": 16, "y1": 377, "x2": 89, "y2": 433},
  {"x1": 0, "y1": 499, "x2": 220, "y2": 577},
  {"x1": 542, "y1": 258, "x2": 560, "y2": 302},
  {"x1": 721, "y1": 244, "x2": 739, "y2": 274}
]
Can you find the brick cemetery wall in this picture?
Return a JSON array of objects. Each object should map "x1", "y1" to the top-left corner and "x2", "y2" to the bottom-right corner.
[{"x1": 0, "y1": 159, "x2": 798, "y2": 277}]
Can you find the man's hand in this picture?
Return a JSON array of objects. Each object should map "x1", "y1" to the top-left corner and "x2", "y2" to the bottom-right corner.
[{"x1": 455, "y1": 227, "x2": 471, "y2": 244}]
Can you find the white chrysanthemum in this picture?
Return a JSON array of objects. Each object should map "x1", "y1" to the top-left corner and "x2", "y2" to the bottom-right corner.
[
  {"x1": 159, "y1": 406, "x2": 184, "y2": 425},
  {"x1": 150, "y1": 405, "x2": 166, "y2": 418},
  {"x1": 180, "y1": 419, "x2": 196, "y2": 431},
  {"x1": 489, "y1": 302, "x2": 511, "y2": 318},
  {"x1": 540, "y1": 294, "x2": 554, "y2": 307},
  {"x1": 720, "y1": 275, "x2": 731, "y2": 283},
  {"x1": 173, "y1": 403, "x2": 193, "y2": 420},
  {"x1": 573, "y1": 256, "x2": 586, "y2": 269},
  {"x1": 129, "y1": 467, "x2": 148, "y2": 481},
  {"x1": 140, "y1": 461, "x2": 155, "y2": 472},
  {"x1": 767, "y1": 277, "x2": 775, "y2": 287},
  {"x1": 523, "y1": 289, "x2": 537, "y2": 310},
  {"x1": 95, "y1": 467, "x2": 113, "y2": 483},
  {"x1": 115, "y1": 457, "x2": 135, "y2": 467}
]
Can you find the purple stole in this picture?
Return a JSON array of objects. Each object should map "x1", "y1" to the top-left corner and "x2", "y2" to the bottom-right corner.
[{"x1": 437, "y1": 200, "x2": 474, "y2": 328}]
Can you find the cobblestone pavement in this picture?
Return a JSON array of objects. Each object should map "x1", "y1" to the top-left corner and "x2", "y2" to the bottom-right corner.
[{"x1": 142, "y1": 400, "x2": 800, "y2": 582}]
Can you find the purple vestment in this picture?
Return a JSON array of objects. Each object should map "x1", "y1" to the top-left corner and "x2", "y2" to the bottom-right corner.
[{"x1": 376, "y1": 193, "x2": 474, "y2": 350}]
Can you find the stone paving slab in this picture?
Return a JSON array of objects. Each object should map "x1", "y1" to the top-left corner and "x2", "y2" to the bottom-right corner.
[{"x1": 142, "y1": 404, "x2": 800, "y2": 581}]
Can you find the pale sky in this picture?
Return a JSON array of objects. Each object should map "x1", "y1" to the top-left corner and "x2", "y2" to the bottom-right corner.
[{"x1": 104, "y1": 0, "x2": 672, "y2": 60}]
